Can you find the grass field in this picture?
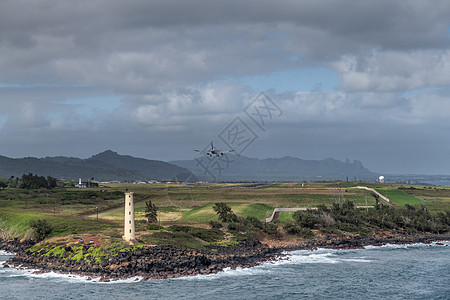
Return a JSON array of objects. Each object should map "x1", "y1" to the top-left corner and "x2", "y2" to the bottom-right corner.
[
  {"x1": 374, "y1": 188, "x2": 425, "y2": 206},
  {"x1": 1, "y1": 182, "x2": 450, "y2": 241}
]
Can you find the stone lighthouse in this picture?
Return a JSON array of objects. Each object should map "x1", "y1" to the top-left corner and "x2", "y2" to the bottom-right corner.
[{"x1": 123, "y1": 191, "x2": 136, "y2": 242}]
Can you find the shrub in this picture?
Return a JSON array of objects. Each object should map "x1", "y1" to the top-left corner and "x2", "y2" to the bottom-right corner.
[
  {"x1": 209, "y1": 220, "x2": 223, "y2": 229},
  {"x1": 283, "y1": 223, "x2": 314, "y2": 238},
  {"x1": 293, "y1": 211, "x2": 318, "y2": 229},
  {"x1": 245, "y1": 216, "x2": 264, "y2": 230},
  {"x1": 168, "y1": 225, "x2": 192, "y2": 232},
  {"x1": 298, "y1": 227, "x2": 314, "y2": 239},
  {"x1": 189, "y1": 228, "x2": 224, "y2": 242},
  {"x1": 147, "y1": 223, "x2": 161, "y2": 231},
  {"x1": 227, "y1": 222, "x2": 244, "y2": 232},
  {"x1": 263, "y1": 223, "x2": 278, "y2": 236},
  {"x1": 29, "y1": 219, "x2": 53, "y2": 241},
  {"x1": 283, "y1": 223, "x2": 302, "y2": 235},
  {"x1": 168, "y1": 225, "x2": 223, "y2": 242}
]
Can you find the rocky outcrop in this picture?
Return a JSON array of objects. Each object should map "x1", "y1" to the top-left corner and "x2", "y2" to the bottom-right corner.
[
  {"x1": 0, "y1": 239, "x2": 36, "y2": 253},
  {"x1": 4, "y1": 239, "x2": 277, "y2": 281},
  {"x1": 3, "y1": 233, "x2": 449, "y2": 281},
  {"x1": 278, "y1": 233, "x2": 450, "y2": 252}
]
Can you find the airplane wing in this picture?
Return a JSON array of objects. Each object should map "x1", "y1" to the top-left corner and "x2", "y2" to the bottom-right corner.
[
  {"x1": 219, "y1": 149, "x2": 235, "y2": 154},
  {"x1": 195, "y1": 149, "x2": 210, "y2": 154}
]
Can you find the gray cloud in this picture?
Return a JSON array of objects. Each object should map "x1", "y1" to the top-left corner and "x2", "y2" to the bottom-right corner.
[{"x1": 0, "y1": 0, "x2": 449, "y2": 174}]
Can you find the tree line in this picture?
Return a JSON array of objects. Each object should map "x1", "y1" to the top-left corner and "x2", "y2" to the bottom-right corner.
[
  {"x1": 285, "y1": 200, "x2": 450, "y2": 238},
  {"x1": 0, "y1": 173, "x2": 58, "y2": 189},
  {"x1": 211, "y1": 201, "x2": 450, "y2": 241}
]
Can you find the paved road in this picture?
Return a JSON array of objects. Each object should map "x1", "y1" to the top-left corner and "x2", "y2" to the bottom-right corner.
[
  {"x1": 265, "y1": 207, "x2": 314, "y2": 222},
  {"x1": 352, "y1": 186, "x2": 396, "y2": 205}
]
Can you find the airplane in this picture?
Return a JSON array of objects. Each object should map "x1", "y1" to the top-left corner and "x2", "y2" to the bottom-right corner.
[{"x1": 195, "y1": 142, "x2": 235, "y2": 157}]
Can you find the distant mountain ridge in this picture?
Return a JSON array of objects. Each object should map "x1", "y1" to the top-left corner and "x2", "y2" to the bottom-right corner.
[
  {"x1": 171, "y1": 155, "x2": 375, "y2": 181},
  {"x1": 0, "y1": 150, "x2": 375, "y2": 182},
  {"x1": 0, "y1": 150, "x2": 196, "y2": 182}
]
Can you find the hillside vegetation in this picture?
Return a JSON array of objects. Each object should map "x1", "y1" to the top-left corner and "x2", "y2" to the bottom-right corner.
[{"x1": 1, "y1": 182, "x2": 450, "y2": 250}]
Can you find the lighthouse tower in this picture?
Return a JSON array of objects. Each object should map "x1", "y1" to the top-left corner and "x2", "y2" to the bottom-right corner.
[{"x1": 123, "y1": 191, "x2": 136, "y2": 242}]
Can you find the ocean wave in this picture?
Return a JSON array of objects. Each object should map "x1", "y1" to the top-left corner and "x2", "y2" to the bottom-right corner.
[
  {"x1": 0, "y1": 250, "x2": 14, "y2": 256},
  {"x1": 340, "y1": 258, "x2": 373, "y2": 263},
  {"x1": 23, "y1": 272, "x2": 144, "y2": 284},
  {"x1": 273, "y1": 252, "x2": 340, "y2": 265},
  {"x1": 177, "y1": 265, "x2": 270, "y2": 281},
  {"x1": 364, "y1": 241, "x2": 450, "y2": 250},
  {"x1": 0, "y1": 264, "x2": 143, "y2": 284}
]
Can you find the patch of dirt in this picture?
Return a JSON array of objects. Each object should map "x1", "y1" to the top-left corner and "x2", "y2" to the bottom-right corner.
[
  {"x1": 46, "y1": 233, "x2": 113, "y2": 247},
  {"x1": 158, "y1": 212, "x2": 183, "y2": 222}
]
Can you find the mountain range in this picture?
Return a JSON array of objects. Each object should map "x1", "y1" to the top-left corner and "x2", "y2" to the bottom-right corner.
[
  {"x1": 0, "y1": 150, "x2": 378, "y2": 182},
  {"x1": 171, "y1": 155, "x2": 375, "y2": 182},
  {"x1": 1, "y1": 150, "x2": 447, "y2": 184},
  {"x1": 0, "y1": 150, "x2": 195, "y2": 182}
]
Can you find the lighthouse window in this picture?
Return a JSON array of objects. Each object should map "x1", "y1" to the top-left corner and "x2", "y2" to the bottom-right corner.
[
  {"x1": 129, "y1": 202, "x2": 131, "y2": 206},
  {"x1": 129, "y1": 211, "x2": 131, "y2": 215},
  {"x1": 129, "y1": 229, "x2": 131, "y2": 233},
  {"x1": 129, "y1": 220, "x2": 131, "y2": 224}
]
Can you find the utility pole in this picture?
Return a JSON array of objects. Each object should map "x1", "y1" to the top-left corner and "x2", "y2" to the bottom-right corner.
[
  {"x1": 365, "y1": 195, "x2": 368, "y2": 213},
  {"x1": 338, "y1": 188, "x2": 341, "y2": 208},
  {"x1": 96, "y1": 206, "x2": 99, "y2": 220}
]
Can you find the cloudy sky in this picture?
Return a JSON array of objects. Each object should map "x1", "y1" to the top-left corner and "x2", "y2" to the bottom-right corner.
[{"x1": 1, "y1": 0, "x2": 450, "y2": 174}]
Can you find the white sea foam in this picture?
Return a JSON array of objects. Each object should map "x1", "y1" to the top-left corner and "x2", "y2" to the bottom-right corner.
[
  {"x1": 0, "y1": 264, "x2": 143, "y2": 284},
  {"x1": 431, "y1": 240, "x2": 450, "y2": 246},
  {"x1": 364, "y1": 242, "x2": 424, "y2": 250},
  {"x1": 274, "y1": 252, "x2": 340, "y2": 265},
  {"x1": 0, "y1": 250, "x2": 14, "y2": 256},
  {"x1": 363, "y1": 240, "x2": 450, "y2": 250},
  {"x1": 179, "y1": 265, "x2": 270, "y2": 281},
  {"x1": 340, "y1": 258, "x2": 373, "y2": 263},
  {"x1": 24, "y1": 272, "x2": 144, "y2": 284}
]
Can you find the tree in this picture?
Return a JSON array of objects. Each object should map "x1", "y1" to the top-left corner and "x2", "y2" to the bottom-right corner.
[
  {"x1": 0, "y1": 177, "x2": 7, "y2": 188},
  {"x1": 293, "y1": 211, "x2": 318, "y2": 229},
  {"x1": 145, "y1": 201, "x2": 158, "y2": 223},
  {"x1": 29, "y1": 219, "x2": 53, "y2": 241},
  {"x1": 18, "y1": 173, "x2": 57, "y2": 189},
  {"x1": 47, "y1": 176, "x2": 57, "y2": 188},
  {"x1": 213, "y1": 202, "x2": 237, "y2": 222}
]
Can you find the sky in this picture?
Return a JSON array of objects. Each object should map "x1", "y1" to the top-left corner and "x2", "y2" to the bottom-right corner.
[{"x1": 1, "y1": 0, "x2": 450, "y2": 175}]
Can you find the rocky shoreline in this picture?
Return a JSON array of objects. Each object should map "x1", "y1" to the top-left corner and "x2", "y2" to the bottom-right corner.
[{"x1": 2, "y1": 233, "x2": 449, "y2": 282}]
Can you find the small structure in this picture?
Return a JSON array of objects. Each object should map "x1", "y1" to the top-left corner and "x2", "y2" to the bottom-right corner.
[
  {"x1": 75, "y1": 178, "x2": 87, "y2": 188},
  {"x1": 122, "y1": 191, "x2": 136, "y2": 243},
  {"x1": 379, "y1": 176, "x2": 385, "y2": 184}
]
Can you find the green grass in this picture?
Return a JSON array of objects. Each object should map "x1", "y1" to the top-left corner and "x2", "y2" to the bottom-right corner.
[
  {"x1": 0, "y1": 207, "x2": 120, "y2": 239},
  {"x1": 399, "y1": 187, "x2": 450, "y2": 213},
  {"x1": 180, "y1": 203, "x2": 273, "y2": 222},
  {"x1": 276, "y1": 211, "x2": 295, "y2": 222},
  {"x1": 2, "y1": 182, "x2": 450, "y2": 241},
  {"x1": 375, "y1": 188, "x2": 424, "y2": 206},
  {"x1": 141, "y1": 231, "x2": 205, "y2": 249}
]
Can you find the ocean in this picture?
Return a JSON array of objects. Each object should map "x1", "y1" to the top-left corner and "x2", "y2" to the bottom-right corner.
[{"x1": 1, "y1": 242, "x2": 449, "y2": 300}]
